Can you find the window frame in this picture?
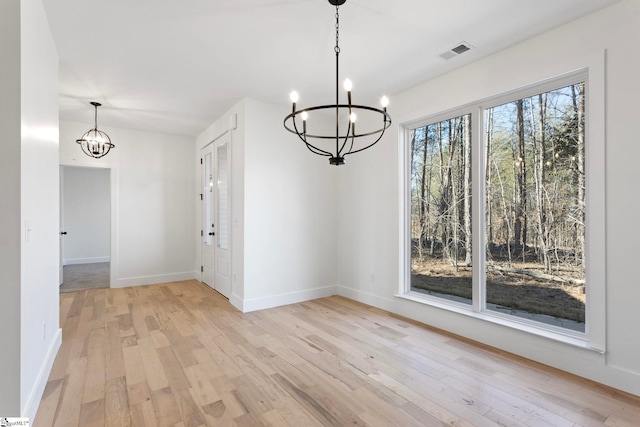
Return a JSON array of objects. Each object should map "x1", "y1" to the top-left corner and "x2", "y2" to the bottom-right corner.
[{"x1": 399, "y1": 66, "x2": 605, "y2": 352}]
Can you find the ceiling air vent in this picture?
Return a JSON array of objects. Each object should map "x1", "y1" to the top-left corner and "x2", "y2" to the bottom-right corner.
[{"x1": 439, "y1": 42, "x2": 472, "y2": 60}]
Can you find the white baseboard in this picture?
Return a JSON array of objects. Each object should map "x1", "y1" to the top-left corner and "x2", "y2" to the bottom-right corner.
[
  {"x1": 229, "y1": 293, "x2": 244, "y2": 312},
  {"x1": 23, "y1": 327, "x2": 62, "y2": 420},
  {"x1": 239, "y1": 285, "x2": 337, "y2": 313},
  {"x1": 336, "y1": 285, "x2": 395, "y2": 311},
  {"x1": 63, "y1": 256, "x2": 110, "y2": 265},
  {"x1": 113, "y1": 271, "x2": 198, "y2": 288}
]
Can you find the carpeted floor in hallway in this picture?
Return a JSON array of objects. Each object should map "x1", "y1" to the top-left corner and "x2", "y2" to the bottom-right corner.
[{"x1": 60, "y1": 262, "x2": 109, "y2": 292}]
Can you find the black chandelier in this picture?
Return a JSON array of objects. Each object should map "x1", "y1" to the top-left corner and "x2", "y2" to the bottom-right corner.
[
  {"x1": 76, "y1": 101, "x2": 114, "y2": 159},
  {"x1": 283, "y1": 0, "x2": 391, "y2": 166}
]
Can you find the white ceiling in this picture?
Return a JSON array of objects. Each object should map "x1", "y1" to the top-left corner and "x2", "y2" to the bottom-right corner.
[{"x1": 42, "y1": 0, "x2": 618, "y2": 138}]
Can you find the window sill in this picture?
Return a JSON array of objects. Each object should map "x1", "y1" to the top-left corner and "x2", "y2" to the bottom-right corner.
[{"x1": 395, "y1": 291, "x2": 604, "y2": 354}]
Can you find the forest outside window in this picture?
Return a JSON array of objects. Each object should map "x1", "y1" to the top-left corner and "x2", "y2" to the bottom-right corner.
[
  {"x1": 410, "y1": 113, "x2": 473, "y2": 305},
  {"x1": 406, "y1": 72, "x2": 595, "y2": 337},
  {"x1": 484, "y1": 83, "x2": 585, "y2": 332}
]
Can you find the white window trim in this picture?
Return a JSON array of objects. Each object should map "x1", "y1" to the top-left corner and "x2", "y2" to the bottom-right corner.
[{"x1": 399, "y1": 55, "x2": 605, "y2": 352}]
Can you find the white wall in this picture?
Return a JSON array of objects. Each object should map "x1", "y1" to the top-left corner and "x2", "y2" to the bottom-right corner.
[
  {"x1": 20, "y1": 0, "x2": 61, "y2": 417},
  {"x1": 337, "y1": 0, "x2": 640, "y2": 396},
  {"x1": 0, "y1": 0, "x2": 61, "y2": 419},
  {"x1": 62, "y1": 166, "x2": 110, "y2": 264},
  {"x1": 60, "y1": 121, "x2": 197, "y2": 287},
  {"x1": 196, "y1": 98, "x2": 338, "y2": 312},
  {"x1": 243, "y1": 98, "x2": 338, "y2": 310},
  {"x1": 0, "y1": 0, "x2": 25, "y2": 417}
]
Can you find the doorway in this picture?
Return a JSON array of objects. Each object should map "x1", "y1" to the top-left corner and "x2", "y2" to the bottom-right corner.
[
  {"x1": 201, "y1": 134, "x2": 231, "y2": 298},
  {"x1": 60, "y1": 165, "x2": 111, "y2": 292}
]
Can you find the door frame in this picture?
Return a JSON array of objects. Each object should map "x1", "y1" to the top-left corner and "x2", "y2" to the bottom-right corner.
[{"x1": 60, "y1": 161, "x2": 117, "y2": 288}]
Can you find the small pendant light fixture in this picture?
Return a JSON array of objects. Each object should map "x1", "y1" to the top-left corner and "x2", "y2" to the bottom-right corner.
[
  {"x1": 283, "y1": 0, "x2": 391, "y2": 165},
  {"x1": 76, "y1": 101, "x2": 114, "y2": 158}
]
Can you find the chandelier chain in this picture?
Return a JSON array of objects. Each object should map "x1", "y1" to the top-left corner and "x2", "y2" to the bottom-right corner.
[{"x1": 334, "y1": 7, "x2": 340, "y2": 54}]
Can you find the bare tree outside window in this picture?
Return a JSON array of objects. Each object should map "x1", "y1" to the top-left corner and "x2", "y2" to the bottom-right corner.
[{"x1": 410, "y1": 114, "x2": 473, "y2": 304}]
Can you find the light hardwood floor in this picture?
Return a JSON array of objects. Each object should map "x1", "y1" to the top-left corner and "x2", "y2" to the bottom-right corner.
[{"x1": 35, "y1": 280, "x2": 640, "y2": 426}]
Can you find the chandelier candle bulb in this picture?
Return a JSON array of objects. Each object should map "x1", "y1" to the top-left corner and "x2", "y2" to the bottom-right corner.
[
  {"x1": 290, "y1": 91, "x2": 299, "y2": 113},
  {"x1": 350, "y1": 112, "x2": 357, "y2": 135},
  {"x1": 345, "y1": 79, "x2": 353, "y2": 106}
]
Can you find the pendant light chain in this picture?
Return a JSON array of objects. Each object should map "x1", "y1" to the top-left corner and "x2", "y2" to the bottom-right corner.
[
  {"x1": 335, "y1": 7, "x2": 340, "y2": 54},
  {"x1": 335, "y1": 6, "x2": 341, "y2": 157}
]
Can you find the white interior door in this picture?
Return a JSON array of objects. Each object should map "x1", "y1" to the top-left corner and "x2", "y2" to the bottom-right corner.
[
  {"x1": 200, "y1": 135, "x2": 232, "y2": 298},
  {"x1": 201, "y1": 143, "x2": 216, "y2": 288}
]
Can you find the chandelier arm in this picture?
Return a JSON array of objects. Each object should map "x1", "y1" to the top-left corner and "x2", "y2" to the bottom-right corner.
[
  {"x1": 286, "y1": 115, "x2": 333, "y2": 156},
  {"x1": 294, "y1": 121, "x2": 333, "y2": 157},
  {"x1": 343, "y1": 120, "x2": 390, "y2": 156},
  {"x1": 301, "y1": 135, "x2": 333, "y2": 157},
  {"x1": 344, "y1": 133, "x2": 355, "y2": 157},
  {"x1": 337, "y1": 109, "x2": 353, "y2": 156},
  {"x1": 78, "y1": 140, "x2": 92, "y2": 158},
  {"x1": 305, "y1": 142, "x2": 333, "y2": 157},
  {"x1": 297, "y1": 124, "x2": 333, "y2": 156},
  {"x1": 289, "y1": 111, "x2": 303, "y2": 136}
]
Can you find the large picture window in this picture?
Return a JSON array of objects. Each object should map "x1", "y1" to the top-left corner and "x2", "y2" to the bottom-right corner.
[{"x1": 405, "y1": 71, "x2": 600, "y2": 340}]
